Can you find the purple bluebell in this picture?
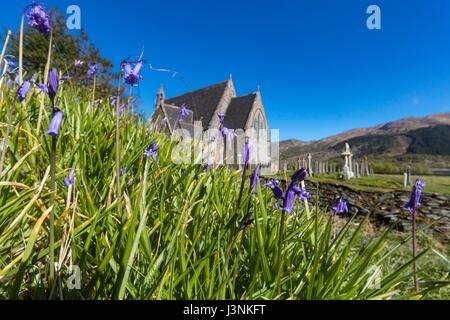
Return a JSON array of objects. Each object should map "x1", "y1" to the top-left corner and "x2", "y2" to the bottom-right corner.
[
  {"x1": 202, "y1": 154, "x2": 213, "y2": 171},
  {"x1": 119, "y1": 166, "x2": 128, "y2": 177},
  {"x1": 249, "y1": 164, "x2": 261, "y2": 193},
  {"x1": 262, "y1": 178, "x2": 283, "y2": 200},
  {"x1": 36, "y1": 68, "x2": 60, "y2": 104},
  {"x1": 264, "y1": 168, "x2": 310, "y2": 214},
  {"x1": 216, "y1": 112, "x2": 235, "y2": 141},
  {"x1": 404, "y1": 179, "x2": 426, "y2": 214},
  {"x1": 73, "y1": 60, "x2": 83, "y2": 68},
  {"x1": 48, "y1": 68, "x2": 59, "y2": 103},
  {"x1": 26, "y1": 4, "x2": 51, "y2": 35},
  {"x1": 122, "y1": 61, "x2": 143, "y2": 86},
  {"x1": 17, "y1": 80, "x2": 31, "y2": 102},
  {"x1": 178, "y1": 104, "x2": 189, "y2": 122},
  {"x1": 118, "y1": 104, "x2": 126, "y2": 117},
  {"x1": 159, "y1": 117, "x2": 167, "y2": 129},
  {"x1": 144, "y1": 140, "x2": 160, "y2": 162},
  {"x1": 7, "y1": 77, "x2": 14, "y2": 90},
  {"x1": 244, "y1": 142, "x2": 251, "y2": 165},
  {"x1": 46, "y1": 109, "x2": 63, "y2": 136},
  {"x1": 240, "y1": 215, "x2": 254, "y2": 230},
  {"x1": 16, "y1": 73, "x2": 36, "y2": 102},
  {"x1": 221, "y1": 127, "x2": 237, "y2": 141},
  {"x1": 64, "y1": 171, "x2": 76, "y2": 188},
  {"x1": 87, "y1": 63, "x2": 98, "y2": 78},
  {"x1": 110, "y1": 95, "x2": 118, "y2": 107},
  {"x1": 216, "y1": 112, "x2": 225, "y2": 125},
  {"x1": 332, "y1": 197, "x2": 349, "y2": 215}
]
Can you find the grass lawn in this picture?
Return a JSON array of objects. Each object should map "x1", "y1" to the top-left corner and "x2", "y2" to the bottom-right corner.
[{"x1": 306, "y1": 174, "x2": 450, "y2": 196}]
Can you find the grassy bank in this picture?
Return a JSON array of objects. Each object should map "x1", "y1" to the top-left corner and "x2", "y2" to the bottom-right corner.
[{"x1": 0, "y1": 81, "x2": 448, "y2": 299}]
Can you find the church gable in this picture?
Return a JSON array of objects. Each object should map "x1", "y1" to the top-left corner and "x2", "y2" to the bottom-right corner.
[
  {"x1": 223, "y1": 94, "x2": 256, "y2": 130},
  {"x1": 244, "y1": 91, "x2": 268, "y2": 131}
]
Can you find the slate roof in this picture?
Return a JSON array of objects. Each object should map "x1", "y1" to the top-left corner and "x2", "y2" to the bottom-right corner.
[
  {"x1": 165, "y1": 81, "x2": 229, "y2": 129},
  {"x1": 159, "y1": 104, "x2": 194, "y2": 132},
  {"x1": 223, "y1": 94, "x2": 256, "y2": 130}
]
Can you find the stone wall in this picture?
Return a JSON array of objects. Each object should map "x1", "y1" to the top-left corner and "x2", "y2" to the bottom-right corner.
[
  {"x1": 261, "y1": 176, "x2": 450, "y2": 239},
  {"x1": 303, "y1": 180, "x2": 450, "y2": 237}
]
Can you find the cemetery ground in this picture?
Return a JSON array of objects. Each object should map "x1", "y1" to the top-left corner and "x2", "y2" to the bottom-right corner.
[{"x1": 309, "y1": 174, "x2": 450, "y2": 196}]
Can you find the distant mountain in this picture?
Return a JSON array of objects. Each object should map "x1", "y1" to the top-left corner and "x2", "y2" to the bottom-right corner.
[{"x1": 280, "y1": 112, "x2": 450, "y2": 163}]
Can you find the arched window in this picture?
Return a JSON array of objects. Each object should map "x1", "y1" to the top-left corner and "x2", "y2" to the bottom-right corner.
[
  {"x1": 252, "y1": 111, "x2": 263, "y2": 133},
  {"x1": 252, "y1": 110, "x2": 265, "y2": 163}
]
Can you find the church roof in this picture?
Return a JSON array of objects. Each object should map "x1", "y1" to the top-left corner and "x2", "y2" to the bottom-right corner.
[
  {"x1": 165, "y1": 80, "x2": 229, "y2": 128},
  {"x1": 223, "y1": 94, "x2": 256, "y2": 129},
  {"x1": 161, "y1": 104, "x2": 194, "y2": 132}
]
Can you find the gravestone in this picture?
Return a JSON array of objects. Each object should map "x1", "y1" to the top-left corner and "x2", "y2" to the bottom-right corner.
[
  {"x1": 364, "y1": 156, "x2": 370, "y2": 176},
  {"x1": 307, "y1": 153, "x2": 313, "y2": 176},
  {"x1": 342, "y1": 143, "x2": 355, "y2": 180},
  {"x1": 407, "y1": 165, "x2": 412, "y2": 186}
]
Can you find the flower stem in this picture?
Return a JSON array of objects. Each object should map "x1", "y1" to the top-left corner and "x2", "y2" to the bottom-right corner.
[
  {"x1": 276, "y1": 209, "x2": 286, "y2": 296},
  {"x1": 115, "y1": 66, "x2": 122, "y2": 214},
  {"x1": 37, "y1": 31, "x2": 53, "y2": 135},
  {"x1": 412, "y1": 209, "x2": 419, "y2": 292},
  {"x1": 18, "y1": 15, "x2": 24, "y2": 85},
  {"x1": 0, "y1": 30, "x2": 11, "y2": 75},
  {"x1": 91, "y1": 75, "x2": 96, "y2": 108},
  {"x1": 48, "y1": 135, "x2": 57, "y2": 297},
  {"x1": 236, "y1": 163, "x2": 247, "y2": 210},
  {"x1": 0, "y1": 95, "x2": 17, "y2": 178}
]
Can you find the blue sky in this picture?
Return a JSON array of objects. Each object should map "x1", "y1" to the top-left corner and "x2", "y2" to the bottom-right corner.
[{"x1": 2, "y1": 0, "x2": 450, "y2": 141}]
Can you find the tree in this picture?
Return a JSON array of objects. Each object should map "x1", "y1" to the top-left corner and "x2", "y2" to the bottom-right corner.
[{"x1": 3, "y1": 8, "x2": 119, "y2": 98}]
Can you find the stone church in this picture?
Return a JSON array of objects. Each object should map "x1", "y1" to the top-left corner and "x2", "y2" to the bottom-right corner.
[
  {"x1": 152, "y1": 76, "x2": 275, "y2": 169},
  {"x1": 152, "y1": 76, "x2": 268, "y2": 132}
]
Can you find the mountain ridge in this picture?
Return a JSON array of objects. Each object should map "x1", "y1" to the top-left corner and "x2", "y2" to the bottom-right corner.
[{"x1": 280, "y1": 112, "x2": 450, "y2": 163}]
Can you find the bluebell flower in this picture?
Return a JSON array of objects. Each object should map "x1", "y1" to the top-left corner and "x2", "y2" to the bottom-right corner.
[
  {"x1": 48, "y1": 68, "x2": 59, "y2": 103},
  {"x1": 178, "y1": 104, "x2": 189, "y2": 122},
  {"x1": 118, "y1": 104, "x2": 126, "y2": 117},
  {"x1": 26, "y1": 4, "x2": 51, "y2": 35},
  {"x1": 264, "y1": 168, "x2": 310, "y2": 214},
  {"x1": 64, "y1": 171, "x2": 76, "y2": 188},
  {"x1": 37, "y1": 68, "x2": 60, "y2": 105},
  {"x1": 46, "y1": 108, "x2": 63, "y2": 136},
  {"x1": 202, "y1": 152, "x2": 214, "y2": 171},
  {"x1": 216, "y1": 112, "x2": 225, "y2": 125},
  {"x1": 110, "y1": 95, "x2": 118, "y2": 107},
  {"x1": 220, "y1": 127, "x2": 237, "y2": 141},
  {"x1": 262, "y1": 178, "x2": 283, "y2": 200},
  {"x1": 249, "y1": 164, "x2": 261, "y2": 193},
  {"x1": 404, "y1": 179, "x2": 426, "y2": 214},
  {"x1": 159, "y1": 117, "x2": 167, "y2": 129},
  {"x1": 332, "y1": 197, "x2": 349, "y2": 215},
  {"x1": 240, "y1": 215, "x2": 254, "y2": 230},
  {"x1": 122, "y1": 61, "x2": 143, "y2": 86},
  {"x1": 17, "y1": 80, "x2": 31, "y2": 102},
  {"x1": 87, "y1": 63, "x2": 98, "y2": 78},
  {"x1": 73, "y1": 60, "x2": 83, "y2": 68},
  {"x1": 119, "y1": 166, "x2": 128, "y2": 177},
  {"x1": 244, "y1": 141, "x2": 251, "y2": 165},
  {"x1": 144, "y1": 140, "x2": 160, "y2": 162}
]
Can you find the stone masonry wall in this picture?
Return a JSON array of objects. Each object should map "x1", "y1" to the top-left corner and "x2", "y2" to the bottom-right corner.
[{"x1": 303, "y1": 180, "x2": 450, "y2": 238}]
